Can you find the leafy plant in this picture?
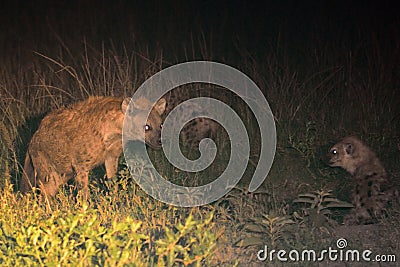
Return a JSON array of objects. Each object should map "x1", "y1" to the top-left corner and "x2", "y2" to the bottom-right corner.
[
  {"x1": 155, "y1": 212, "x2": 217, "y2": 267},
  {"x1": 292, "y1": 190, "x2": 353, "y2": 226},
  {"x1": 0, "y1": 207, "x2": 149, "y2": 266},
  {"x1": 240, "y1": 213, "x2": 294, "y2": 248}
]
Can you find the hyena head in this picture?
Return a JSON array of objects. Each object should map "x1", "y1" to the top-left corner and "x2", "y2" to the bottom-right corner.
[
  {"x1": 327, "y1": 136, "x2": 364, "y2": 175},
  {"x1": 122, "y1": 97, "x2": 166, "y2": 149}
]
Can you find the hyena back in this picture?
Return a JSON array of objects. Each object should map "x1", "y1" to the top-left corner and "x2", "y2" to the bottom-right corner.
[{"x1": 20, "y1": 96, "x2": 166, "y2": 198}]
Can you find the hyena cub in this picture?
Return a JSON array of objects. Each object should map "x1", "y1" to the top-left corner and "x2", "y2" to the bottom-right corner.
[
  {"x1": 328, "y1": 136, "x2": 398, "y2": 224},
  {"x1": 21, "y1": 96, "x2": 166, "y2": 199}
]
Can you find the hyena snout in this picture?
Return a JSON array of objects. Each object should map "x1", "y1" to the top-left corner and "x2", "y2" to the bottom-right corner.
[
  {"x1": 142, "y1": 98, "x2": 166, "y2": 149},
  {"x1": 327, "y1": 148, "x2": 340, "y2": 166},
  {"x1": 145, "y1": 126, "x2": 163, "y2": 149}
]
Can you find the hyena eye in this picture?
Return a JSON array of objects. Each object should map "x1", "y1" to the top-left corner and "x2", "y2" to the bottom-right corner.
[
  {"x1": 331, "y1": 149, "x2": 337, "y2": 155},
  {"x1": 144, "y1": 125, "x2": 151, "y2": 131}
]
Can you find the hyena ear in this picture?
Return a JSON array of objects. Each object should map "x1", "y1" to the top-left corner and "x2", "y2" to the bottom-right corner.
[
  {"x1": 154, "y1": 98, "x2": 166, "y2": 115},
  {"x1": 121, "y1": 97, "x2": 131, "y2": 113},
  {"x1": 345, "y1": 143, "x2": 354, "y2": 155}
]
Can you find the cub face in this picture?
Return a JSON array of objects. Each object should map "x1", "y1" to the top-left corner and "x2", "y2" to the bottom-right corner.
[
  {"x1": 327, "y1": 137, "x2": 360, "y2": 175},
  {"x1": 328, "y1": 142, "x2": 353, "y2": 166}
]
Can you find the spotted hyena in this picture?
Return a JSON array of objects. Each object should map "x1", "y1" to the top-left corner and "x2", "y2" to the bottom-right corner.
[
  {"x1": 20, "y1": 96, "x2": 166, "y2": 198},
  {"x1": 163, "y1": 88, "x2": 219, "y2": 148},
  {"x1": 328, "y1": 136, "x2": 398, "y2": 224}
]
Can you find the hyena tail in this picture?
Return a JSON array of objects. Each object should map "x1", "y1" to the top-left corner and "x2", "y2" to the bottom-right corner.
[{"x1": 20, "y1": 151, "x2": 36, "y2": 193}]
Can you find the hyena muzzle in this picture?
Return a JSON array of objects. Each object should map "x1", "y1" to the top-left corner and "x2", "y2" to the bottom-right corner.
[{"x1": 20, "y1": 96, "x2": 166, "y2": 199}]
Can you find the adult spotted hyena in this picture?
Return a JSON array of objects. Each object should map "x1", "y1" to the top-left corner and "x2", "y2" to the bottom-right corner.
[{"x1": 20, "y1": 96, "x2": 166, "y2": 198}]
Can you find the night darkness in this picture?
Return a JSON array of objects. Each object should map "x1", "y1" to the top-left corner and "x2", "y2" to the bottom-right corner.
[
  {"x1": 1, "y1": 1, "x2": 399, "y2": 60},
  {"x1": 1, "y1": 0, "x2": 400, "y2": 265}
]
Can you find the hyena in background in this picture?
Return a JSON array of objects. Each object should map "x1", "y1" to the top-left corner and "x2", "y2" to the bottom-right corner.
[
  {"x1": 328, "y1": 136, "x2": 398, "y2": 224},
  {"x1": 162, "y1": 87, "x2": 219, "y2": 149},
  {"x1": 21, "y1": 96, "x2": 166, "y2": 199}
]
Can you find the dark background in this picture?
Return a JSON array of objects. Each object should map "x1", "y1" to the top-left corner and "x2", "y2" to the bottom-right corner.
[{"x1": 1, "y1": 1, "x2": 399, "y2": 62}]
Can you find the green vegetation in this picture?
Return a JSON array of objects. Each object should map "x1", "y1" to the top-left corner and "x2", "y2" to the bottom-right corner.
[{"x1": 0, "y1": 179, "x2": 218, "y2": 266}]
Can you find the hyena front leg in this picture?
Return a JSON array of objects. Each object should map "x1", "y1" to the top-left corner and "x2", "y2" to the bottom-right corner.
[
  {"x1": 104, "y1": 155, "x2": 119, "y2": 179},
  {"x1": 75, "y1": 171, "x2": 90, "y2": 200}
]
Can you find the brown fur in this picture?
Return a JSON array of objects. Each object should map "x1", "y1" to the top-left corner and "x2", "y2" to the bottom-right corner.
[
  {"x1": 328, "y1": 136, "x2": 398, "y2": 224},
  {"x1": 20, "y1": 96, "x2": 166, "y2": 199}
]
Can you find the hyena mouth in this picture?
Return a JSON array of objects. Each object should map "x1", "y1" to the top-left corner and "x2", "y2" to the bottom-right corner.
[
  {"x1": 146, "y1": 140, "x2": 162, "y2": 149},
  {"x1": 323, "y1": 153, "x2": 335, "y2": 166},
  {"x1": 328, "y1": 158, "x2": 340, "y2": 166},
  {"x1": 327, "y1": 157, "x2": 335, "y2": 164}
]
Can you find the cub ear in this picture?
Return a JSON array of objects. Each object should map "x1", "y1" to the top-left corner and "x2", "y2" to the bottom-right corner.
[
  {"x1": 121, "y1": 97, "x2": 131, "y2": 113},
  {"x1": 345, "y1": 143, "x2": 354, "y2": 155},
  {"x1": 154, "y1": 98, "x2": 166, "y2": 115}
]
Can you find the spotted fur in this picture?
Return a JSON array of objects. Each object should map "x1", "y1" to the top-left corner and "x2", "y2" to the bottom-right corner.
[
  {"x1": 162, "y1": 88, "x2": 219, "y2": 149},
  {"x1": 328, "y1": 136, "x2": 398, "y2": 224}
]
